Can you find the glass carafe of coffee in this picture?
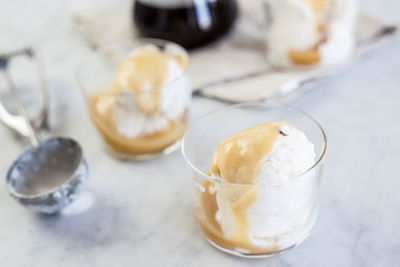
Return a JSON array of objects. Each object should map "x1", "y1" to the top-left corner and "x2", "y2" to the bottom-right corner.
[{"x1": 133, "y1": 0, "x2": 239, "y2": 48}]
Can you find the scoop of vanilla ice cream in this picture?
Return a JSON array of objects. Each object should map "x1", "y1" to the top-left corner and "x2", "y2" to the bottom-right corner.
[
  {"x1": 159, "y1": 58, "x2": 190, "y2": 119},
  {"x1": 319, "y1": 0, "x2": 358, "y2": 65},
  {"x1": 266, "y1": 0, "x2": 358, "y2": 67},
  {"x1": 267, "y1": 0, "x2": 318, "y2": 62},
  {"x1": 247, "y1": 125, "x2": 316, "y2": 248},
  {"x1": 214, "y1": 124, "x2": 317, "y2": 249},
  {"x1": 112, "y1": 49, "x2": 190, "y2": 138}
]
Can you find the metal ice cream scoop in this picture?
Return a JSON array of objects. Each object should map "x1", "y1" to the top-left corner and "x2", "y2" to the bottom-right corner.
[{"x1": 0, "y1": 48, "x2": 89, "y2": 214}]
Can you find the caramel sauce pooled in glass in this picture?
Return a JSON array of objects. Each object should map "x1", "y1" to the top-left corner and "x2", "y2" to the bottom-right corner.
[{"x1": 288, "y1": 0, "x2": 327, "y2": 65}]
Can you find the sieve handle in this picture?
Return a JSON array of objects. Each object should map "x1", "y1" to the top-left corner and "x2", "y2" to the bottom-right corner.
[{"x1": 0, "y1": 48, "x2": 48, "y2": 147}]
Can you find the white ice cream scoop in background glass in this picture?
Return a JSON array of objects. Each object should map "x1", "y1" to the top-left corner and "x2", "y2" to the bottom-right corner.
[
  {"x1": 0, "y1": 49, "x2": 89, "y2": 215},
  {"x1": 77, "y1": 38, "x2": 191, "y2": 160},
  {"x1": 263, "y1": 0, "x2": 358, "y2": 69}
]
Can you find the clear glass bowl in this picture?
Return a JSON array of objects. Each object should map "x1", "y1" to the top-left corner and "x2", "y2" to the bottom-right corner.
[
  {"x1": 182, "y1": 103, "x2": 326, "y2": 258},
  {"x1": 77, "y1": 38, "x2": 191, "y2": 160},
  {"x1": 262, "y1": 0, "x2": 357, "y2": 70}
]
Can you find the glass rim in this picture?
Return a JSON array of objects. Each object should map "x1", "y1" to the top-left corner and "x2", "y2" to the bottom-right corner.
[
  {"x1": 181, "y1": 103, "x2": 327, "y2": 187},
  {"x1": 76, "y1": 37, "x2": 189, "y2": 97}
]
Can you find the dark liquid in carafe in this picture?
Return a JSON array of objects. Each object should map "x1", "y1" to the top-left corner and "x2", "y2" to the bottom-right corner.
[{"x1": 133, "y1": 0, "x2": 238, "y2": 48}]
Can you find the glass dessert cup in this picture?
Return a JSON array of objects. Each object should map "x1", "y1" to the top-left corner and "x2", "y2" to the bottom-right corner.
[
  {"x1": 262, "y1": 0, "x2": 358, "y2": 70},
  {"x1": 182, "y1": 103, "x2": 327, "y2": 258},
  {"x1": 78, "y1": 39, "x2": 191, "y2": 160}
]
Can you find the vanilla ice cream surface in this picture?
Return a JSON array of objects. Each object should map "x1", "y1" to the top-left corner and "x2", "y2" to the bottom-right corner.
[{"x1": 209, "y1": 122, "x2": 316, "y2": 250}]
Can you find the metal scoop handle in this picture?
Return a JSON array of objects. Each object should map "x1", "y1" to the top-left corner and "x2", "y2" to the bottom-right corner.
[{"x1": 0, "y1": 48, "x2": 48, "y2": 147}]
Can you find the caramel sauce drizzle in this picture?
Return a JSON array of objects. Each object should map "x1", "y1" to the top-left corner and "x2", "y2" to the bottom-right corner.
[
  {"x1": 198, "y1": 122, "x2": 289, "y2": 253},
  {"x1": 113, "y1": 46, "x2": 186, "y2": 114}
]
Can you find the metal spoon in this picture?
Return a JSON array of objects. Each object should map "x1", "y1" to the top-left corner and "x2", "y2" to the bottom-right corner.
[{"x1": 1, "y1": 48, "x2": 89, "y2": 215}]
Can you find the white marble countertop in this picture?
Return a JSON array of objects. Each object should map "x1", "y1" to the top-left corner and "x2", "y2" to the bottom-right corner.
[{"x1": 0, "y1": 0, "x2": 400, "y2": 266}]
